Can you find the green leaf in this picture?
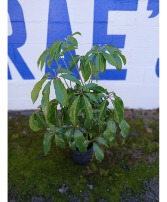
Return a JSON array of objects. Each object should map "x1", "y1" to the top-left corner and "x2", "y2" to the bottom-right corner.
[
  {"x1": 107, "y1": 119, "x2": 117, "y2": 133},
  {"x1": 83, "y1": 95, "x2": 93, "y2": 120},
  {"x1": 55, "y1": 127, "x2": 66, "y2": 136},
  {"x1": 29, "y1": 113, "x2": 40, "y2": 131},
  {"x1": 91, "y1": 61, "x2": 99, "y2": 80},
  {"x1": 61, "y1": 44, "x2": 77, "y2": 55},
  {"x1": 53, "y1": 78, "x2": 68, "y2": 106},
  {"x1": 41, "y1": 81, "x2": 51, "y2": 109},
  {"x1": 98, "y1": 100, "x2": 108, "y2": 121},
  {"x1": 84, "y1": 118, "x2": 93, "y2": 129},
  {"x1": 102, "y1": 52, "x2": 117, "y2": 67},
  {"x1": 112, "y1": 93, "x2": 124, "y2": 121},
  {"x1": 37, "y1": 49, "x2": 49, "y2": 71},
  {"x1": 31, "y1": 75, "x2": 48, "y2": 104},
  {"x1": 49, "y1": 40, "x2": 62, "y2": 54},
  {"x1": 80, "y1": 58, "x2": 91, "y2": 82},
  {"x1": 72, "y1": 32, "x2": 82, "y2": 36},
  {"x1": 55, "y1": 134, "x2": 66, "y2": 148},
  {"x1": 93, "y1": 143, "x2": 104, "y2": 161},
  {"x1": 85, "y1": 93, "x2": 98, "y2": 103},
  {"x1": 95, "y1": 53, "x2": 101, "y2": 71},
  {"x1": 65, "y1": 129, "x2": 73, "y2": 142},
  {"x1": 62, "y1": 107, "x2": 70, "y2": 125},
  {"x1": 83, "y1": 96, "x2": 93, "y2": 128},
  {"x1": 95, "y1": 137, "x2": 108, "y2": 147},
  {"x1": 67, "y1": 35, "x2": 78, "y2": 47},
  {"x1": 61, "y1": 74, "x2": 81, "y2": 85},
  {"x1": 29, "y1": 112, "x2": 46, "y2": 131},
  {"x1": 103, "y1": 129, "x2": 115, "y2": 143},
  {"x1": 49, "y1": 40, "x2": 62, "y2": 63},
  {"x1": 105, "y1": 45, "x2": 118, "y2": 54},
  {"x1": 74, "y1": 129, "x2": 83, "y2": 139},
  {"x1": 40, "y1": 81, "x2": 53, "y2": 128},
  {"x1": 100, "y1": 54, "x2": 106, "y2": 73},
  {"x1": 58, "y1": 65, "x2": 73, "y2": 75},
  {"x1": 43, "y1": 131, "x2": 54, "y2": 155},
  {"x1": 69, "y1": 55, "x2": 80, "y2": 70},
  {"x1": 69, "y1": 96, "x2": 80, "y2": 126},
  {"x1": 95, "y1": 86, "x2": 108, "y2": 94},
  {"x1": 69, "y1": 141, "x2": 77, "y2": 150},
  {"x1": 83, "y1": 83, "x2": 97, "y2": 91},
  {"x1": 47, "y1": 100, "x2": 58, "y2": 125},
  {"x1": 112, "y1": 54, "x2": 122, "y2": 70},
  {"x1": 112, "y1": 94, "x2": 124, "y2": 123},
  {"x1": 117, "y1": 52, "x2": 126, "y2": 65},
  {"x1": 74, "y1": 129, "x2": 87, "y2": 152},
  {"x1": 119, "y1": 119, "x2": 130, "y2": 138}
]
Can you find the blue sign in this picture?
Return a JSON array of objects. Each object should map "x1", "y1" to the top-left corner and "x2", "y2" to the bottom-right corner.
[{"x1": 8, "y1": 0, "x2": 159, "y2": 80}]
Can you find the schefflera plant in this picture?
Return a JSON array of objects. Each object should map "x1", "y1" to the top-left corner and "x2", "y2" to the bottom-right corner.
[{"x1": 29, "y1": 32, "x2": 130, "y2": 161}]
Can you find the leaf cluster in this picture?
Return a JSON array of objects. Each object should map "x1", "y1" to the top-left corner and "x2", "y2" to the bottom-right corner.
[{"x1": 29, "y1": 32, "x2": 130, "y2": 161}]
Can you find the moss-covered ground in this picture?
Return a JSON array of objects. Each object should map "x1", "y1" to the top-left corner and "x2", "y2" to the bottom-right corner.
[{"x1": 8, "y1": 109, "x2": 159, "y2": 202}]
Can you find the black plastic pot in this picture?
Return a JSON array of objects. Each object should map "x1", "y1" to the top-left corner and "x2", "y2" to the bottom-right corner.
[{"x1": 71, "y1": 143, "x2": 93, "y2": 166}]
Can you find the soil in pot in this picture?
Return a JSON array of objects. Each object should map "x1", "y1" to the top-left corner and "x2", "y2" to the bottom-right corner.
[{"x1": 71, "y1": 143, "x2": 93, "y2": 166}]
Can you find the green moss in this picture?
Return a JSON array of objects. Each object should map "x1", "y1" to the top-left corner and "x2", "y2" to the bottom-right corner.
[{"x1": 8, "y1": 110, "x2": 159, "y2": 201}]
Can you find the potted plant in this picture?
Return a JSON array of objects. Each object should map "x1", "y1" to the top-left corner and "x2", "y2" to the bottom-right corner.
[{"x1": 29, "y1": 32, "x2": 130, "y2": 165}]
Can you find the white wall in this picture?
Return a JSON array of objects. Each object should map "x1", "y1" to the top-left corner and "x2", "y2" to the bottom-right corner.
[{"x1": 8, "y1": 0, "x2": 159, "y2": 110}]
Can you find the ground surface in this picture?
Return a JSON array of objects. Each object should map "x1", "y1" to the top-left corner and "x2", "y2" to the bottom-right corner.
[{"x1": 8, "y1": 109, "x2": 159, "y2": 202}]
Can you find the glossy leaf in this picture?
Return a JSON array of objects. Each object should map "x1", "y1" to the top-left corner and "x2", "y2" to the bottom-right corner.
[
  {"x1": 119, "y1": 119, "x2": 130, "y2": 138},
  {"x1": 83, "y1": 96, "x2": 93, "y2": 121},
  {"x1": 53, "y1": 78, "x2": 68, "y2": 106},
  {"x1": 43, "y1": 130, "x2": 54, "y2": 155},
  {"x1": 80, "y1": 59, "x2": 91, "y2": 82},
  {"x1": 98, "y1": 100, "x2": 108, "y2": 121},
  {"x1": 117, "y1": 52, "x2": 126, "y2": 65},
  {"x1": 29, "y1": 112, "x2": 46, "y2": 131},
  {"x1": 69, "y1": 55, "x2": 80, "y2": 70},
  {"x1": 93, "y1": 143, "x2": 104, "y2": 161},
  {"x1": 95, "y1": 86, "x2": 108, "y2": 94},
  {"x1": 72, "y1": 32, "x2": 82, "y2": 36},
  {"x1": 83, "y1": 83, "x2": 97, "y2": 91},
  {"x1": 41, "y1": 81, "x2": 51, "y2": 109},
  {"x1": 69, "y1": 96, "x2": 80, "y2": 126},
  {"x1": 58, "y1": 65, "x2": 73, "y2": 75},
  {"x1": 112, "y1": 94, "x2": 124, "y2": 123},
  {"x1": 74, "y1": 129, "x2": 87, "y2": 152},
  {"x1": 61, "y1": 73, "x2": 81, "y2": 85},
  {"x1": 37, "y1": 49, "x2": 49, "y2": 71},
  {"x1": 91, "y1": 61, "x2": 99, "y2": 80},
  {"x1": 102, "y1": 52, "x2": 117, "y2": 67},
  {"x1": 100, "y1": 54, "x2": 106, "y2": 73},
  {"x1": 29, "y1": 113, "x2": 40, "y2": 131},
  {"x1": 62, "y1": 107, "x2": 70, "y2": 125},
  {"x1": 103, "y1": 129, "x2": 115, "y2": 143},
  {"x1": 49, "y1": 40, "x2": 62, "y2": 55},
  {"x1": 105, "y1": 45, "x2": 117, "y2": 55},
  {"x1": 49, "y1": 40, "x2": 62, "y2": 65},
  {"x1": 85, "y1": 93, "x2": 98, "y2": 103},
  {"x1": 67, "y1": 35, "x2": 78, "y2": 47},
  {"x1": 107, "y1": 119, "x2": 117, "y2": 134},
  {"x1": 112, "y1": 54, "x2": 122, "y2": 70},
  {"x1": 65, "y1": 129, "x2": 73, "y2": 142},
  {"x1": 31, "y1": 75, "x2": 48, "y2": 104},
  {"x1": 84, "y1": 118, "x2": 93, "y2": 129},
  {"x1": 95, "y1": 137, "x2": 108, "y2": 147},
  {"x1": 55, "y1": 135, "x2": 66, "y2": 148},
  {"x1": 95, "y1": 53, "x2": 101, "y2": 71},
  {"x1": 47, "y1": 100, "x2": 58, "y2": 125}
]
